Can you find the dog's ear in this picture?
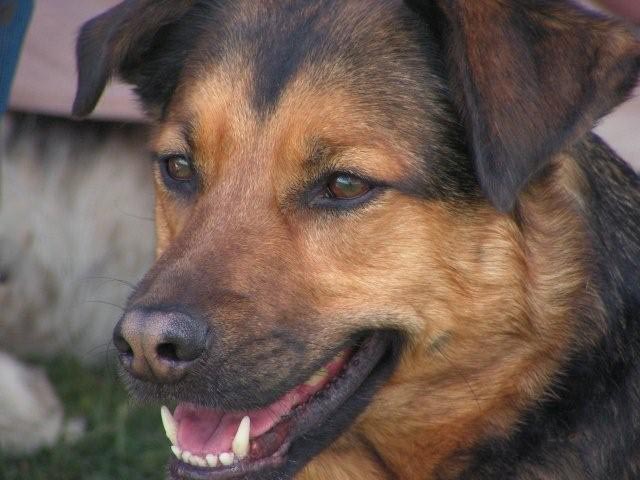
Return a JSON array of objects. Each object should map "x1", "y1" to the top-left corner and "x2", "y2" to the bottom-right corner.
[
  {"x1": 72, "y1": 0, "x2": 196, "y2": 118},
  {"x1": 407, "y1": 0, "x2": 640, "y2": 211}
]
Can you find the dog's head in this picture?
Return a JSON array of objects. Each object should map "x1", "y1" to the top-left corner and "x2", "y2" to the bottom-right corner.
[{"x1": 74, "y1": 1, "x2": 639, "y2": 478}]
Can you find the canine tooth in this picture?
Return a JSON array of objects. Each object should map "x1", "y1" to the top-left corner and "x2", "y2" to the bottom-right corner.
[
  {"x1": 232, "y1": 416, "x2": 250, "y2": 459},
  {"x1": 161, "y1": 406, "x2": 178, "y2": 445},
  {"x1": 171, "y1": 445, "x2": 182, "y2": 459},
  {"x1": 305, "y1": 367, "x2": 328, "y2": 386},
  {"x1": 182, "y1": 450, "x2": 193, "y2": 463},
  {"x1": 206, "y1": 454, "x2": 218, "y2": 467},
  {"x1": 219, "y1": 452, "x2": 235, "y2": 466}
]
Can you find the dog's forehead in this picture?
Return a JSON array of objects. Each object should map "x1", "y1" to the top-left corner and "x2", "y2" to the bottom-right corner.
[
  {"x1": 155, "y1": 0, "x2": 450, "y2": 162},
  {"x1": 166, "y1": 0, "x2": 435, "y2": 119},
  {"x1": 217, "y1": 0, "x2": 416, "y2": 112}
]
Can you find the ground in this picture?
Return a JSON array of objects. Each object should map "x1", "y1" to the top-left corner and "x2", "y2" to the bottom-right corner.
[{"x1": 0, "y1": 357, "x2": 167, "y2": 480}]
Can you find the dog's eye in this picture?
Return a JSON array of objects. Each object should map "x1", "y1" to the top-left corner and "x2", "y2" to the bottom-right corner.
[
  {"x1": 165, "y1": 155, "x2": 195, "y2": 182},
  {"x1": 326, "y1": 174, "x2": 370, "y2": 199}
]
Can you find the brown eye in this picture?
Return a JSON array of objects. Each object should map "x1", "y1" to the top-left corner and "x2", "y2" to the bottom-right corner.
[
  {"x1": 327, "y1": 174, "x2": 370, "y2": 199},
  {"x1": 166, "y1": 156, "x2": 194, "y2": 181}
]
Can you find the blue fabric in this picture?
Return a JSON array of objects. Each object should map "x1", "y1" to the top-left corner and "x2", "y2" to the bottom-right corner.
[{"x1": 0, "y1": 0, "x2": 33, "y2": 114}]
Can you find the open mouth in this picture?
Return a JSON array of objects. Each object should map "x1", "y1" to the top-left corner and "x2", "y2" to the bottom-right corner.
[{"x1": 164, "y1": 331, "x2": 397, "y2": 479}]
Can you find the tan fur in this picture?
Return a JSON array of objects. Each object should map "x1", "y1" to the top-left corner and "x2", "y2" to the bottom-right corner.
[{"x1": 301, "y1": 161, "x2": 598, "y2": 479}]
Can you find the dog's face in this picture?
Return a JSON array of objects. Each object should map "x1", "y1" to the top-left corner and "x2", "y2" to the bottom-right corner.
[{"x1": 74, "y1": 1, "x2": 639, "y2": 479}]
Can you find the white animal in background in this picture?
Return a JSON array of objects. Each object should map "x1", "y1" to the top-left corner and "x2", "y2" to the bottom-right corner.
[{"x1": 0, "y1": 114, "x2": 154, "y2": 453}]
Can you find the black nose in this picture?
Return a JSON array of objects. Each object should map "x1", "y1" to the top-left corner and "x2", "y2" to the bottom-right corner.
[{"x1": 113, "y1": 309, "x2": 208, "y2": 383}]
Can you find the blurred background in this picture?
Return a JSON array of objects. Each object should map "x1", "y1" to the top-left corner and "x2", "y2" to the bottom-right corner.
[
  {"x1": 1, "y1": 1, "x2": 160, "y2": 479},
  {"x1": 0, "y1": 1, "x2": 639, "y2": 479}
]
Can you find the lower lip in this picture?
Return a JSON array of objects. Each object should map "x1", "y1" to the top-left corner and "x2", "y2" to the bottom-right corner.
[{"x1": 169, "y1": 445, "x2": 288, "y2": 480}]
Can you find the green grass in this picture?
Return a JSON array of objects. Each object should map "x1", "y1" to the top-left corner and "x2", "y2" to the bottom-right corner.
[{"x1": 0, "y1": 357, "x2": 169, "y2": 480}]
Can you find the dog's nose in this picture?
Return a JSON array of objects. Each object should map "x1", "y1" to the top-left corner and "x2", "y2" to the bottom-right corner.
[{"x1": 113, "y1": 309, "x2": 208, "y2": 383}]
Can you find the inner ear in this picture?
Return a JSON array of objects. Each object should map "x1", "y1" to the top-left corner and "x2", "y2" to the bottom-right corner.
[{"x1": 407, "y1": 0, "x2": 640, "y2": 212}]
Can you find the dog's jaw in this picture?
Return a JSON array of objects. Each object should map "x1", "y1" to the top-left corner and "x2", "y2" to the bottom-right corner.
[{"x1": 164, "y1": 331, "x2": 401, "y2": 480}]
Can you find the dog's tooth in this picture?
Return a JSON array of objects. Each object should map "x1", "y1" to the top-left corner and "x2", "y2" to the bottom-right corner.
[
  {"x1": 305, "y1": 367, "x2": 329, "y2": 387},
  {"x1": 171, "y1": 445, "x2": 182, "y2": 459},
  {"x1": 160, "y1": 406, "x2": 178, "y2": 445},
  {"x1": 219, "y1": 452, "x2": 235, "y2": 466},
  {"x1": 191, "y1": 455, "x2": 207, "y2": 467},
  {"x1": 182, "y1": 450, "x2": 193, "y2": 463},
  {"x1": 232, "y1": 416, "x2": 250, "y2": 459},
  {"x1": 206, "y1": 454, "x2": 218, "y2": 467}
]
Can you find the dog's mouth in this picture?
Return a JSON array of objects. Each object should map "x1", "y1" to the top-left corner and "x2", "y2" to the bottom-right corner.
[{"x1": 165, "y1": 331, "x2": 398, "y2": 479}]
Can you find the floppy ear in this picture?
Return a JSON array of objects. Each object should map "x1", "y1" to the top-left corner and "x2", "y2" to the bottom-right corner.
[
  {"x1": 72, "y1": 0, "x2": 196, "y2": 118},
  {"x1": 406, "y1": 0, "x2": 640, "y2": 211}
]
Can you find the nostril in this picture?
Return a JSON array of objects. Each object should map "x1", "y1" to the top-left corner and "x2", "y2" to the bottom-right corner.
[
  {"x1": 115, "y1": 337, "x2": 133, "y2": 356},
  {"x1": 157, "y1": 333, "x2": 204, "y2": 363},
  {"x1": 157, "y1": 318, "x2": 208, "y2": 364},
  {"x1": 113, "y1": 322, "x2": 133, "y2": 357},
  {"x1": 156, "y1": 342, "x2": 180, "y2": 362}
]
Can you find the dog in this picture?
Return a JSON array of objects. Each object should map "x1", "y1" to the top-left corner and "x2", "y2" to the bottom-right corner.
[
  {"x1": 72, "y1": 0, "x2": 640, "y2": 478},
  {"x1": 0, "y1": 115, "x2": 154, "y2": 453},
  {"x1": 0, "y1": 116, "x2": 154, "y2": 360}
]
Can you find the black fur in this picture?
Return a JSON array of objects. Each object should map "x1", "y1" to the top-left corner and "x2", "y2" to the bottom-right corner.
[{"x1": 250, "y1": 1, "x2": 332, "y2": 112}]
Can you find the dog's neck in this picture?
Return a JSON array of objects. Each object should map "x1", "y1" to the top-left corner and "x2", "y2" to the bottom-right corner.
[{"x1": 452, "y1": 135, "x2": 640, "y2": 479}]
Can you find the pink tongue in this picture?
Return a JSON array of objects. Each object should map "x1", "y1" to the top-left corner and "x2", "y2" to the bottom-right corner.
[{"x1": 174, "y1": 382, "x2": 322, "y2": 455}]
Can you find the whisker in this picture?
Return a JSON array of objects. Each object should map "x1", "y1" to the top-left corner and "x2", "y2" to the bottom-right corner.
[
  {"x1": 83, "y1": 275, "x2": 136, "y2": 290},
  {"x1": 85, "y1": 299, "x2": 126, "y2": 312},
  {"x1": 115, "y1": 205, "x2": 155, "y2": 223}
]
